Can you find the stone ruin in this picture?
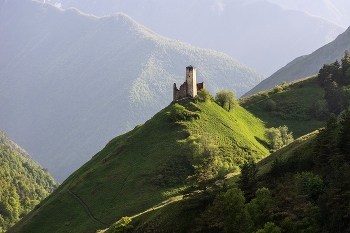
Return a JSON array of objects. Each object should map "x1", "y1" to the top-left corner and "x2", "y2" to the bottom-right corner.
[{"x1": 173, "y1": 66, "x2": 205, "y2": 101}]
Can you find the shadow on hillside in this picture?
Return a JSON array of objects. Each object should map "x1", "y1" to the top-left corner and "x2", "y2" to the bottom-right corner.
[{"x1": 254, "y1": 136, "x2": 269, "y2": 149}]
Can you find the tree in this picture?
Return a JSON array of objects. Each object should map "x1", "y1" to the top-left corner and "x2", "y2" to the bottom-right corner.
[
  {"x1": 341, "y1": 50, "x2": 350, "y2": 76},
  {"x1": 215, "y1": 90, "x2": 237, "y2": 111},
  {"x1": 224, "y1": 188, "x2": 252, "y2": 233},
  {"x1": 324, "y1": 81, "x2": 342, "y2": 115},
  {"x1": 265, "y1": 126, "x2": 293, "y2": 150},
  {"x1": 264, "y1": 127, "x2": 283, "y2": 150},
  {"x1": 238, "y1": 160, "x2": 258, "y2": 201},
  {"x1": 314, "y1": 99, "x2": 329, "y2": 120},
  {"x1": 185, "y1": 136, "x2": 221, "y2": 194},
  {"x1": 338, "y1": 108, "x2": 350, "y2": 157},
  {"x1": 264, "y1": 99, "x2": 276, "y2": 112}
]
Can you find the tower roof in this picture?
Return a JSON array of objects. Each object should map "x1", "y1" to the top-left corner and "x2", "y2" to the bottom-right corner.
[{"x1": 186, "y1": 65, "x2": 194, "y2": 68}]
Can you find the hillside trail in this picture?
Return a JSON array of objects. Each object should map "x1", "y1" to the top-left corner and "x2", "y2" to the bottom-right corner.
[{"x1": 68, "y1": 188, "x2": 109, "y2": 226}]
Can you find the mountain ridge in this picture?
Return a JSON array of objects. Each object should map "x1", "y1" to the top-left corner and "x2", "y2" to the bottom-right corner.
[
  {"x1": 0, "y1": 0, "x2": 265, "y2": 182},
  {"x1": 242, "y1": 25, "x2": 350, "y2": 97}
]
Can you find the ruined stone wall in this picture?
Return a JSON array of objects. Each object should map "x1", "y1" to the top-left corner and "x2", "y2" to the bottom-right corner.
[
  {"x1": 197, "y1": 82, "x2": 205, "y2": 91},
  {"x1": 173, "y1": 82, "x2": 187, "y2": 101}
]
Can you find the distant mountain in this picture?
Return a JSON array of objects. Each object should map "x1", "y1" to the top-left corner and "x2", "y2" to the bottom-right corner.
[
  {"x1": 243, "y1": 25, "x2": 350, "y2": 97},
  {"x1": 269, "y1": 0, "x2": 350, "y2": 28},
  {"x1": 35, "y1": 0, "x2": 345, "y2": 76},
  {"x1": 0, "y1": 0, "x2": 265, "y2": 182}
]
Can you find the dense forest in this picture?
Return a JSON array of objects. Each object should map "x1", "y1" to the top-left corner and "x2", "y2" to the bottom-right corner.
[{"x1": 0, "y1": 131, "x2": 57, "y2": 232}]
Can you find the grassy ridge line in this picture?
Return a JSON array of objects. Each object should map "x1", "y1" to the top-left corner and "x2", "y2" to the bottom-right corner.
[
  {"x1": 8, "y1": 97, "x2": 270, "y2": 233},
  {"x1": 238, "y1": 75, "x2": 324, "y2": 139}
]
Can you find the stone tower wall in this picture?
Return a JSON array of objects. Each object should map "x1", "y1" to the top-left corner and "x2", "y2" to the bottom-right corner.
[
  {"x1": 173, "y1": 82, "x2": 187, "y2": 101},
  {"x1": 186, "y1": 66, "x2": 197, "y2": 98}
]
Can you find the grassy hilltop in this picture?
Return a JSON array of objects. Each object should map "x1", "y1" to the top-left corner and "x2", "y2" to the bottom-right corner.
[
  {"x1": 8, "y1": 91, "x2": 270, "y2": 233},
  {"x1": 8, "y1": 72, "x2": 336, "y2": 232}
]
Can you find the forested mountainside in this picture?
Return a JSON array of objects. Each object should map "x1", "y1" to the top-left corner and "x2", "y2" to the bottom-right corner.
[
  {"x1": 0, "y1": 131, "x2": 57, "y2": 232},
  {"x1": 243, "y1": 26, "x2": 350, "y2": 97},
  {"x1": 8, "y1": 90, "x2": 272, "y2": 233},
  {"x1": 0, "y1": 0, "x2": 265, "y2": 182},
  {"x1": 36, "y1": 0, "x2": 344, "y2": 76}
]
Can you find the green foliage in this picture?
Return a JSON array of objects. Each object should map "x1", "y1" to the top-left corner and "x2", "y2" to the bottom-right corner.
[
  {"x1": 169, "y1": 103, "x2": 200, "y2": 121},
  {"x1": 265, "y1": 126, "x2": 293, "y2": 150},
  {"x1": 185, "y1": 135, "x2": 221, "y2": 193},
  {"x1": 295, "y1": 172, "x2": 324, "y2": 204},
  {"x1": 256, "y1": 222, "x2": 281, "y2": 233},
  {"x1": 110, "y1": 217, "x2": 133, "y2": 233},
  {"x1": 314, "y1": 99, "x2": 329, "y2": 120},
  {"x1": 215, "y1": 89, "x2": 237, "y2": 111},
  {"x1": 0, "y1": 132, "x2": 57, "y2": 232},
  {"x1": 264, "y1": 99, "x2": 276, "y2": 112},
  {"x1": 240, "y1": 76, "x2": 325, "y2": 139},
  {"x1": 196, "y1": 89, "x2": 212, "y2": 102},
  {"x1": 238, "y1": 160, "x2": 258, "y2": 201},
  {"x1": 224, "y1": 188, "x2": 251, "y2": 233},
  {"x1": 273, "y1": 85, "x2": 283, "y2": 93}
]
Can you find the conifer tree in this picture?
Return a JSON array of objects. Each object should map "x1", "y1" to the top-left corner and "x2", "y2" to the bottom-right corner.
[
  {"x1": 338, "y1": 108, "x2": 350, "y2": 158},
  {"x1": 238, "y1": 160, "x2": 258, "y2": 202},
  {"x1": 341, "y1": 50, "x2": 350, "y2": 75}
]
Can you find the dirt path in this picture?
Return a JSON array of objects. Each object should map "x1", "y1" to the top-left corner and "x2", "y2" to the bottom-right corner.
[{"x1": 68, "y1": 188, "x2": 109, "y2": 226}]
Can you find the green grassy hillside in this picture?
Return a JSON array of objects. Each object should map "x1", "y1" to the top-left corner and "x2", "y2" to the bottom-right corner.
[
  {"x1": 239, "y1": 75, "x2": 325, "y2": 139},
  {"x1": 100, "y1": 108, "x2": 350, "y2": 233},
  {"x1": 8, "y1": 92, "x2": 270, "y2": 233},
  {"x1": 0, "y1": 0, "x2": 266, "y2": 182}
]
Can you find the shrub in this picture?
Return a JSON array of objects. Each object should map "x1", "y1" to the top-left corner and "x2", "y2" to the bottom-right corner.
[
  {"x1": 169, "y1": 103, "x2": 199, "y2": 121},
  {"x1": 314, "y1": 99, "x2": 329, "y2": 120},
  {"x1": 273, "y1": 85, "x2": 283, "y2": 93},
  {"x1": 196, "y1": 89, "x2": 212, "y2": 102},
  {"x1": 264, "y1": 99, "x2": 276, "y2": 112}
]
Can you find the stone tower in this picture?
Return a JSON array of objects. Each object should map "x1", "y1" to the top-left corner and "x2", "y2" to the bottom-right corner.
[
  {"x1": 173, "y1": 66, "x2": 205, "y2": 101},
  {"x1": 186, "y1": 65, "x2": 197, "y2": 98}
]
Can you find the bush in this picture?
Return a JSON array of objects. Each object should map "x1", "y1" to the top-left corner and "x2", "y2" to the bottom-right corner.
[
  {"x1": 314, "y1": 99, "x2": 329, "y2": 120},
  {"x1": 264, "y1": 99, "x2": 276, "y2": 112},
  {"x1": 273, "y1": 85, "x2": 283, "y2": 93},
  {"x1": 169, "y1": 103, "x2": 199, "y2": 121},
  {"x1": 196, "y1": 89, "x2": 212, "y2": 102}
]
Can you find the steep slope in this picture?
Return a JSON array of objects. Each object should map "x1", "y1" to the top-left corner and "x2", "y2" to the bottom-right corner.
[
  {"x1": 0, "y1": 0, "x2": 265, "y2": 182},
  {"x1": 39, "y1": 0, "x2": 344, "y2": 76},
  {"x1": 243, "y1": 26, "x2": 350, "y2": 97},
  {"x1": 240, "y1": 76, "x2": 325, "y2": 138},
  {"x1": 8, "y1": 94, "x2": 270, "y2": 233},
  {"x1": 0, "y1": 131, "x2": 57, "y2": 232}
]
